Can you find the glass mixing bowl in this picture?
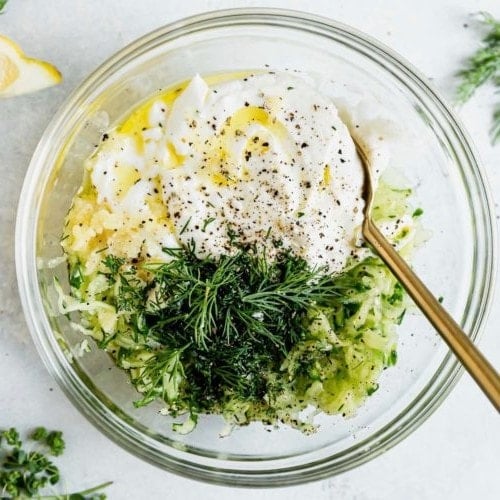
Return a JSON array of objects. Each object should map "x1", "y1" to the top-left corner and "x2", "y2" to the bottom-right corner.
[{"x1": 16, "y1": 9, "x2": 496, "y2": 486}]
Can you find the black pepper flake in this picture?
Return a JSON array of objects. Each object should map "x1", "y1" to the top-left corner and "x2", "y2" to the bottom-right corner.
[
  {"x1": 244, "y1": 101, "x2": 250, "y2": 107},
  {"x1": 102, "y1": 133, "x2": 109, "y2": 141},
  {"x1": 301, "y1": 142, "x2": 309, "y2": 148}
]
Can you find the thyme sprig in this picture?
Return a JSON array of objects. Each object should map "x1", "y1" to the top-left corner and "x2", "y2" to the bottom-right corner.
[{"x1": 456, "y1": 12, "x2": 500, "y2": 144}]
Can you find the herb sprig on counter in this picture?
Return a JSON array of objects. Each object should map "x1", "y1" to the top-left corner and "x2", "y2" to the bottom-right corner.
[
  {"x1": 101, "y1": 244, "x2": 347, "y2": 410},
  {"x1": 456, "y1": 12, "x2": 500, "y2": 144},
  {"x1": 0, "y1": 1, "x2": 8, "y2": 14},
  {"x1": 0, "y1": 427, "x2": 111, "y2": 499}
]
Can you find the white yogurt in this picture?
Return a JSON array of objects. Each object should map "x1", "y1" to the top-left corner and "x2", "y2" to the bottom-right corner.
[{"x1": 84, "y1": 72, "x2": 369, "y2": 273}]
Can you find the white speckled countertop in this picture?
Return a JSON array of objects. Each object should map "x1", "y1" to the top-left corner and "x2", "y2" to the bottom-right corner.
[{"x1": 1, "y1": 1, "x2": 499, "y2": 499}]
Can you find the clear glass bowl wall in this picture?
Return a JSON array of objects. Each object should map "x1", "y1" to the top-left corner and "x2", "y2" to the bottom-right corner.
[{"x1": 16, "y1": 10, "x2": 495, "y2": 486}]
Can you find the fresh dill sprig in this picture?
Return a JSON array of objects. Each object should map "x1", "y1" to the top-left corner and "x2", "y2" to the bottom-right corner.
[
  {"x1": 104, "y1": 244, "x2": 348, "y2": 409},
  {"x1": 101, "y1": 255, "x2": 125, "y2": 277},
  {"x1": 0, "y1": 427, "x2": 111, "y2": 499},
  {"x1": 492, "y1": 102, "x2": 500, "y2": 143},
  {"x1": 456, "y1": 12, "x2": 500, "y2": 144},
  {"x1": 132, "y1": 347, "x2": 186, "y2": 408},
  {"x1": 143, "y1": 245, "x2": 342, "y2": 351}
]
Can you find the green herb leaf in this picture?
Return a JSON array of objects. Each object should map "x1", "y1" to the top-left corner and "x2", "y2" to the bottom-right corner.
[
  {"x1": 69, "y1": 263, "x2": 85, "y2": 289},
  {"x1": 46, "y1": 430, "x2": 65, "y2": 456},
  {"x1": 387, "y1": 349, "x2": 398, "y2": 366},
  {"x1": 0, "y1": 427, "x2": 111, "y2": 499},
  {"x1": 492, "y1": 105, "x2": 500, "y2": 143},
  {"x1": 31, "y1": 426, "x2": 49, "y2": 441},
  {"x1": 107, "y1": 243, "x2": 351, "y2": 413},
  {"x1": 1, "y1": 428, "x2": 21, "y2": 448},
  {"x1": 456, "y1": 12, "x2": 500, "y2": 144},
  {"x1": 102, "y1": 254, "x2": 125, "y2": 276},
  {"x1": 0, "y1": 0, "x2": 8, "y2": 14},
  {"x1": 201, "y1": 217, "x2": 216, "y2": 232}
]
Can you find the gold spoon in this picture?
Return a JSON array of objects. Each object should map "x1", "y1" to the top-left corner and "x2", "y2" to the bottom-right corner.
[{"x1": 354, "y1": 138, "x2": 500, "y2": 411}]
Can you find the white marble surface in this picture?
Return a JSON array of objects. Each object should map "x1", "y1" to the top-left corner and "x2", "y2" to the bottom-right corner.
[{"x1": 1, "y1": 1, "x2": 499, "y2": 498}]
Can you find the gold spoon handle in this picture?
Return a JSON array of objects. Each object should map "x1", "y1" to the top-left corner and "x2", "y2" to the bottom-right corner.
[{"x1": 363, "y1": 218, "x2": 500, "y2": 411}]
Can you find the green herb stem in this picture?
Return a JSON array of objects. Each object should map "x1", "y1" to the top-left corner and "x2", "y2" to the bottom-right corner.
[
  {"x1": 0, "y1": 428, "x2": 110, "y2": 499},
  {"x1": 456, "y1": 12, "x2": 500, "y2": 144}
]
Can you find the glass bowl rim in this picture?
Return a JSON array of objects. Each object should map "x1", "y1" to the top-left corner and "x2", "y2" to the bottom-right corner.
[{"x1": 15, "y1": 7, "x2": 497, "y2": 487}]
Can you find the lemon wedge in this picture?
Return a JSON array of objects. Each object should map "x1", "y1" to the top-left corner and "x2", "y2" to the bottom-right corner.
[{"x1": 0, "y1": 34, "x2": 62, "y2": 98}]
